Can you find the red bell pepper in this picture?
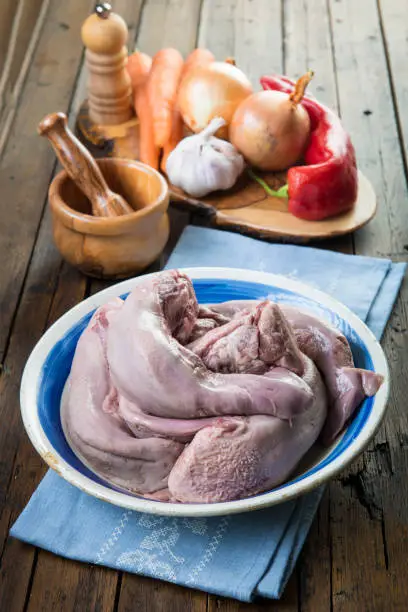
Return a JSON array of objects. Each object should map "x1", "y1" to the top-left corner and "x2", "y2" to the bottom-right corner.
[{"x1": 260, "y1": 74, "x2": 358, "y2": 221}]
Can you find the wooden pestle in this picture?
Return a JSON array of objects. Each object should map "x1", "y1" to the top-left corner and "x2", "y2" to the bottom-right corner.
[{"x1": 38, "y1": 112, "x2": 133, "y2": 217}]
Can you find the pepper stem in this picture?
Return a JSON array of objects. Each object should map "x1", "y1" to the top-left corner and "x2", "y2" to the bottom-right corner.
[
  {"x1": 248, "y1": 169, "x2": 289, "y2": 199},
  {"x1": 289, "y1": 70, "x2": 314, "y2": 106}
]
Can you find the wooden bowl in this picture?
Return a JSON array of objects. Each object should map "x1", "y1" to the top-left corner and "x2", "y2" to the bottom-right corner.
[{"x1": 48, "y1": 158, "x2": 169, "y2": 279}]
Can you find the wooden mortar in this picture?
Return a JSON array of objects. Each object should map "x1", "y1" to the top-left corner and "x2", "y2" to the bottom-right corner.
[{"x1": 48, "y1": 158, "x2": 169, "y2": 279}]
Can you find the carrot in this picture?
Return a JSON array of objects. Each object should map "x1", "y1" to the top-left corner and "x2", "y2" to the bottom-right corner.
[
  {"x1": 127, "y1": 51, "x2": 157, "y2": 169},
  {"x1": 126, "y1": 51, "x2": 152, "y2": 91},
  {"x1": 161, "y1": 109, "x2": 184, "y2": 173},
  {"x1": 147, "y1": 48, "x2": 184, "y2": 148},
  {"x1": 181, "y1": 48, "x2": 214, "y2": 78},
  {"x1": 134, "y1": 83, "x2": 159, "y2": 170}
]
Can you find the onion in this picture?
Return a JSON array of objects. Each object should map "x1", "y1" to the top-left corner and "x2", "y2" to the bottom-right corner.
[
  {"x1": 177, "y1": 61, "x2": 253, "y2": 139},
  {"x1": 229, "y1": 72, "x2": 313, "y2": 171}
]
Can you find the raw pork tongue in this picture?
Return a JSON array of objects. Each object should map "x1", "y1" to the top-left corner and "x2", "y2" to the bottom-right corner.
[
  {"x1": 63, "y1": 273, "x2": 314, "y2": 496},
  {"x1": 187, "y1": 301, "x2": 304, "y2": 375},
  {"x1": 168, "y1": 334, "x2": 327, "y2": 503},
  {"x1": 105, "y1": 274, "x2": 329, "y2": 503},
  {"x1": 208, "y1": 300, "x2": 383, "y2": 444},
  {"x1": 107, "y1": 271, "x2": 315, "y2": 422},
  {"x1": 115, "y1": 299, "x2": 315, "y2": 444},
  {"x1": 61, "y1": 299, "x2": 184, "y2": 494},
  {"x1": 282, "y1": 306, "x2": 383, "y2": 443},
  {"x1": 63, "y1": 271, "x2": 383, "y2": 501}
]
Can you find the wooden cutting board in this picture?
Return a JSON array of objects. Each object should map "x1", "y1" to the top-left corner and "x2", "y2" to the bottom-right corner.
[
  {"x1": 75, "y1": 101, "x2": 376, "y2": 243},
  {"x1": 169, "y1": 170, "x2": 376, "y2": 243}
]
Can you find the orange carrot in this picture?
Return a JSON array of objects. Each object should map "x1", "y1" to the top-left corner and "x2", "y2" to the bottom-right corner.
[
  {"x1": 135, "y1": 84, "x2": 159, "y2": 170},
  {"x1": 160, "y1": 49, "x2": 214, "y2": 170},
  {"x1": 128, "y1": 52, "x2": 157, "y2": 169},
  {"x1": 126, "y1": 51, "x2": 152, "y2": 91},
  {"x1": 161, "y1": 109, "x2": 184, "y2": 173},
  {"x1": 181, "y1": 48, "x2": 214, "y2": 78},
  {"x1": 147, "y1": 48, "x2": 184, "y2": 148}
]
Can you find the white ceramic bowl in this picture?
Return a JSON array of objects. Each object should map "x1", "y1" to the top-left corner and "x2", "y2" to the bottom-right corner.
[{"x1": 20, "y1": 268, "x2": 389, "y2": 517}]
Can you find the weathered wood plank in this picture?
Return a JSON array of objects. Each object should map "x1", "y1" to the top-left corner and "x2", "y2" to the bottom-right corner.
[
  {"x1": 137, "y1": 0, "x2": 203, "y2": 56},
  {"x1": 26, "y1": 552, "x2": 118, "y2": 612},
  {"x1": 298, "y1": 490, "x2": 331, "y2": 612},
  {"x1": 0, "y1": 215, "x2": 87, "y2": 611},
  {"x1": 0, "y1": 1, "x2": 19, "y2": 80},
  {"x1": 379, "y1": 278, "x2": 408, "y2": 608},
  {"x1": 0, "y1": 0, "x2": 90, "y2": 364},
  {"x1": 207, "y1": 574, "x2": 298, "y2": 612},
  {"x1": 328, "y1": 0, "x2": 408, "y2": 609},
  {"x1": 378, "y1": 0, "x2": 408, "y2": 178},
  {"x1": 284, "y1": 0, "x2": 338, "y2": 111},
  {"x1": 4, "y1": 0, "x2": 46, "y2": 93},
  {"x1": 0, "y1": 442, "x2": 47, "y2": 611},
  {"x1": 118, "y1": 575, "x2": 207, "y2": 612},
  {"x1": 0, "y1": 0, "x2": 50, "y2": 154},
  {"x1": 0, "y1": 0, "x2": 47, "y2": 111},
  {"x1": 198, "y1": 0, "x2": 282, "y2": 84},
  {"x1": 330, "y1": 0, "x2": 408, "y2": 258},
  {"x1": 377, "y1": 10, "x2": 408, "y2": 555}
]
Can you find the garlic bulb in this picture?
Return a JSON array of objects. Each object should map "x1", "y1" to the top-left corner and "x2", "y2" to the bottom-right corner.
[{"x1": 165, "y1": 117, "x2": 245, "y2": 198}]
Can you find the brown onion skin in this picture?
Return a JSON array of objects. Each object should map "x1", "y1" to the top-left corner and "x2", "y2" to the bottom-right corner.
[
  {"x1": 177, "y1": 62, "x2": 253, "y2": 139},
  {"x1": 229, "y1": 90, "x2": 311, "y2": 171}
]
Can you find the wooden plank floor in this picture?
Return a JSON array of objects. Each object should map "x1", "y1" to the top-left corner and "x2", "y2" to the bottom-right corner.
[{"x1": 0, "y1": 0, "x2": 407, "y2": 610}]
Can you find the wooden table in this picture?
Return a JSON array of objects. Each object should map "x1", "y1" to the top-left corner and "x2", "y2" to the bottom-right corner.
[{"x1": 1, "y1": 0, "x2": 408, "y2": 610}]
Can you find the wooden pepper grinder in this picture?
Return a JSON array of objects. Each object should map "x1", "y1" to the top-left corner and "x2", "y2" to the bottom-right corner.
[{"x1": 81, "y1": 3, "x2": 133, "y2": 126}]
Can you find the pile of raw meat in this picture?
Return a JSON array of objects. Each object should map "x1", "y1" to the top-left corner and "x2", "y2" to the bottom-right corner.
[{"x1": 62, "y1": 271, "x2": 383, "y2": 503}]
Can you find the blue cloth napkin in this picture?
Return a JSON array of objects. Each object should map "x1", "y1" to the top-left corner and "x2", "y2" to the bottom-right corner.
[{"x1": 11, "y1": 226, "x2": 406, "y2": 602}]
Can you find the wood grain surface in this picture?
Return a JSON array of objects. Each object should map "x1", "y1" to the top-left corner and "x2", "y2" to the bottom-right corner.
[
  {"x1": 0, "y1": 1, "x2": 407, "y2": 611},
  {"x1": 0, "y1": 0, "x2": 49, "y2": 154}
]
